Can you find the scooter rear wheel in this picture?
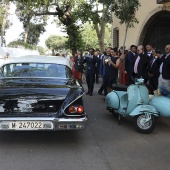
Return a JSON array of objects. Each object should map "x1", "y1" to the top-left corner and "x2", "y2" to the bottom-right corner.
[{"x1": 134, "y1": 114, "x2": 156, "y2": 134}]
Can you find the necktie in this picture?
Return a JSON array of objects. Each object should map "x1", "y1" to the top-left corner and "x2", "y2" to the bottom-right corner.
[{"x1": 134, "y1": 56, "x2": 140, "y2": 73}]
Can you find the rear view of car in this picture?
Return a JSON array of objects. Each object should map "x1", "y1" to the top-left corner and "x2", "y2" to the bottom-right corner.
[{"x1": 0, "y1": 55, "x2": 87, "y2": 131}]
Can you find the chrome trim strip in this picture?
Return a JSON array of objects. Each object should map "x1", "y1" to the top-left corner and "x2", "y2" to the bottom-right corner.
[
  {"x1": 0, "y1": 116, "x2": 88, "y2": 130},
  {"x1": 63, "y1": 92, "x2": 85, "y2": 117}
]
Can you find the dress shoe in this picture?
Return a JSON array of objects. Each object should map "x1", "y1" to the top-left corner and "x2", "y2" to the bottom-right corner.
[
  {"x1": 104, "y1": 93, "x2": 107, "y2": 96},
  {"x1": 98, "y1": 91, "x2": 103, "y2": 95},
  {"x1": 86, "y1": 92, "x2": 90, "y2": 95},
  {"x1": 89, "y1": 93, "x2": 93, "y2": 96}
]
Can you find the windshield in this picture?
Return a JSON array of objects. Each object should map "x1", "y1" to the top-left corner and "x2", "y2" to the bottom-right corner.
[{"x1": 0, "y1": 63, "x2": 72, "y2": 78}]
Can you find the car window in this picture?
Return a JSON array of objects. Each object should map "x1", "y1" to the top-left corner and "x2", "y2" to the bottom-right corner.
[{"x1": 0, "y1": 63, "x2": 72, "y2": 78}]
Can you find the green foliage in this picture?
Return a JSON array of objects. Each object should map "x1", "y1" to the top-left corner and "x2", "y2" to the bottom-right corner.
[
  {"x1": 15, "y1": 1, "x2": 48, "y2": 23},
  {"x1": 65, "y1": 23, "x2": 84, "y2": 52},
  {"x1": 19, "y1": 23, "x2": 46, "y2": 45},
  {"x1": 81, "y1": 23, "x2": 111, "y2": 50},
  {"x1": 9, "y1": 0, "x2": 53, "y2": 7},
  {"x1": 72, "y1": 0, "x2": 114, "y2": 52},
  {"x1": 45, "y1": 35, "x2": 68, "y2": 51},
  {"x1": 111, "y1": 0, "x2": 140, "y2": 58},
  {"x1": 7, "y1": 40, "x2": 36, "y2": 50},
  {"x1": 37, "y1": 46, "x2": 45, "y2": 55},
  {"x1": 73, "y1": 0, "x2": 113, "y2": 24},
  {"x1": 0, "y1": 2, "x2": 11, "y2": 35},
  {"x1": 10, "y1": 0, "x2": 112, "y2": 52},
  {"x1": 0, "y1": 6, "x2": 4, "y2": 33},
  {"x1": 73, "y1": 2, "x2": 100, "y2": 24},
  {"x1": 111, "y1": 0, "x2": 140, "y2": 27},
  {"x1": 9, "y1": 0, "x2": 139, "y2": 52},
  {"x1": 15, "y1": 0, "x2": 48, "y2": 44}
]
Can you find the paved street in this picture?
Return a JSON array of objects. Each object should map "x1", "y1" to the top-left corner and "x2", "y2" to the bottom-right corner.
[{"x1": 0, "y1": 81, "x2": 170, "y2": 170}]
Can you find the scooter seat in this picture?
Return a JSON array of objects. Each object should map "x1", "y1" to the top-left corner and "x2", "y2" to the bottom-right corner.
[{"x1": 112, "y1": 84, "x2": 128, "y2": 91}]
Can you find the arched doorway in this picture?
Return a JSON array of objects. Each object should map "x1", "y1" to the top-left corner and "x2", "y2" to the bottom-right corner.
[{"x1": 139, "y1": 11, "x2": 170, "y2": 52}]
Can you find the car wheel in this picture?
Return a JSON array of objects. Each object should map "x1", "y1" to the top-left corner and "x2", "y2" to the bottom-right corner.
[{"x1": 134, "y1": 114, "x2": 156, "y2": 134}]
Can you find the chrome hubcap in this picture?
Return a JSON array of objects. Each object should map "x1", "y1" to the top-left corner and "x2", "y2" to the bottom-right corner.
[{"x1": 137, "y1": 114, "x2": 152, "y2": 130}]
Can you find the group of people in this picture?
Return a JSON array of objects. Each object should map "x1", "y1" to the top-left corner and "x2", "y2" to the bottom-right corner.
[
  {"x1": 70, "y1": 44, "x2": 170, "y2": 97},
  {"x1": 71, "y1": 47, "x2": 121, "y2": 96},
  {"x1": 125, "y1": 44, "x2": 170, "y2": 96}
]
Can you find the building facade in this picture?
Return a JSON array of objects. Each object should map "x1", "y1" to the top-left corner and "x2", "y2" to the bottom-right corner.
[{"x1": 111, "y1": 0, "x2": 170, "y2": 52}]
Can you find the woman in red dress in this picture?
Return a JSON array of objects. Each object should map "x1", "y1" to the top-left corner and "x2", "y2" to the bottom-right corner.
[
  {"x1": 118, "y1": 47, "x2": 128, "y2": 85},
  {"x1": 71, "y1": 52, "x2": 83, "y2": 83}
]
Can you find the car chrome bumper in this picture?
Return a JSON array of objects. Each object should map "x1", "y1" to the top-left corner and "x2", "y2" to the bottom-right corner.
[{"x1": 0, "y1": 116, "x2": 88, "y2": 131}]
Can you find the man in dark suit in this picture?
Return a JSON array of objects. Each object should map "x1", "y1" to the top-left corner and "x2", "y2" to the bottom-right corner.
[
  {"x1": 146, "y1": 44, "x2": 153, "y2": 60},
  {"x1": 125, "y1": 45, "x2": 137, "y2": 85},
  {"x1": 94, "y1": 49, "x2": 101, "y2": 84},
  {"x1": 84, "y1": 48, "x2": 99, "y2": 96},
  {"x1": 158, "y1": 44, "x2": 170, "y2": 95},
  {"x1": 148, "y1": 49, "x2": 160, "y2": 91},
  {"x1": 134, "y1": 45, "x2": 150, "y2": 83}
]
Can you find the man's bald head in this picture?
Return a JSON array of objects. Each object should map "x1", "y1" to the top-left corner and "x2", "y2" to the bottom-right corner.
[{"x1": 165, "y1": 44, "x2": 170, "y2": 54}]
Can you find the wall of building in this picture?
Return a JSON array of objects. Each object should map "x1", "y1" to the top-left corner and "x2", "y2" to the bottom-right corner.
[{"x1": 111, "y1": 0, "x2": 170, "y2": 49}]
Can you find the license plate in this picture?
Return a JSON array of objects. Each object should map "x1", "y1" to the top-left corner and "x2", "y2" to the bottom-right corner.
[{"x1": 8, "y1": 121, "x2": 53, "y2": 130}]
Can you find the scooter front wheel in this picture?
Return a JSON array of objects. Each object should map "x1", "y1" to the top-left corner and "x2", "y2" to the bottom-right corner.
[{"x1": 134, "y1": 114, "x2": 156, "y2": 134}]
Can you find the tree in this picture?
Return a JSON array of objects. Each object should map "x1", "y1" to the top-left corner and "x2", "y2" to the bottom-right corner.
[
  {"x1": 9, "y1": 0, "x2": 111, "y2": 52},
  {"x1": 81, "y1": 22, "x2": 111, "y2": 51},
  {"x1": 7, "y1": 40, "x2": 36, "y2": 50},
  {"x1": 45, "y1": 35, "x2": 68, "y2": 54},
  {"x1": 19, "y1": 23, "x2": 46, "y2": 45},
  {"x1": 112, "y1": 0, "x2": 140, "y2": 82},
  {"x1": 13, "y1": 0, "x2": 84, "y2": 52},
  {"x1": 37, "y1": 46, "x2": 45, "y2": 55},
  {"x1": 112, "y1": 0, "x2": 140, "y2": 54},
  {"x1": 15, "y1": 1, "x2": 48, "y2": 44},
  {"x1": 74, "y1": 0, "x2": 113, "y2": 52},
  {"x1": 9, "y1": 0, "x2": 138, "y2": 53},
  {"x1": 0, "y1": 6, "x2": 4, "y2": 33},
  {"x1": 0, "y1": 0, "x2": 10, "y2": 46}
]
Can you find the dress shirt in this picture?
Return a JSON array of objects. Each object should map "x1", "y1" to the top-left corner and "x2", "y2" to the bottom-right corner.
[
  {"x1": 134, "y1": 56, "x2": 140, "y2": 73},
  {"x1": 147, "y1": 51, "x2": 152, "y2": 57}
]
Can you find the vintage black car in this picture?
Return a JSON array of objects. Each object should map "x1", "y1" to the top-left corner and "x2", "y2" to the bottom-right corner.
[{"x1": 0, "y1": 55, "x2": 87, "y2": 130}]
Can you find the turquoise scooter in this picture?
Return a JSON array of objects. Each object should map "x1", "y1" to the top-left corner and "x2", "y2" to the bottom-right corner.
[{"x1": 105, "y1": 78, "x2": 159, "y2": 134}]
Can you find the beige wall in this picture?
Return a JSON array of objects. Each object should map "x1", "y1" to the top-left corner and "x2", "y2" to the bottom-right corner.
[{"x1": 111, "y1": 0, "x2": 170, "y2": 49}]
